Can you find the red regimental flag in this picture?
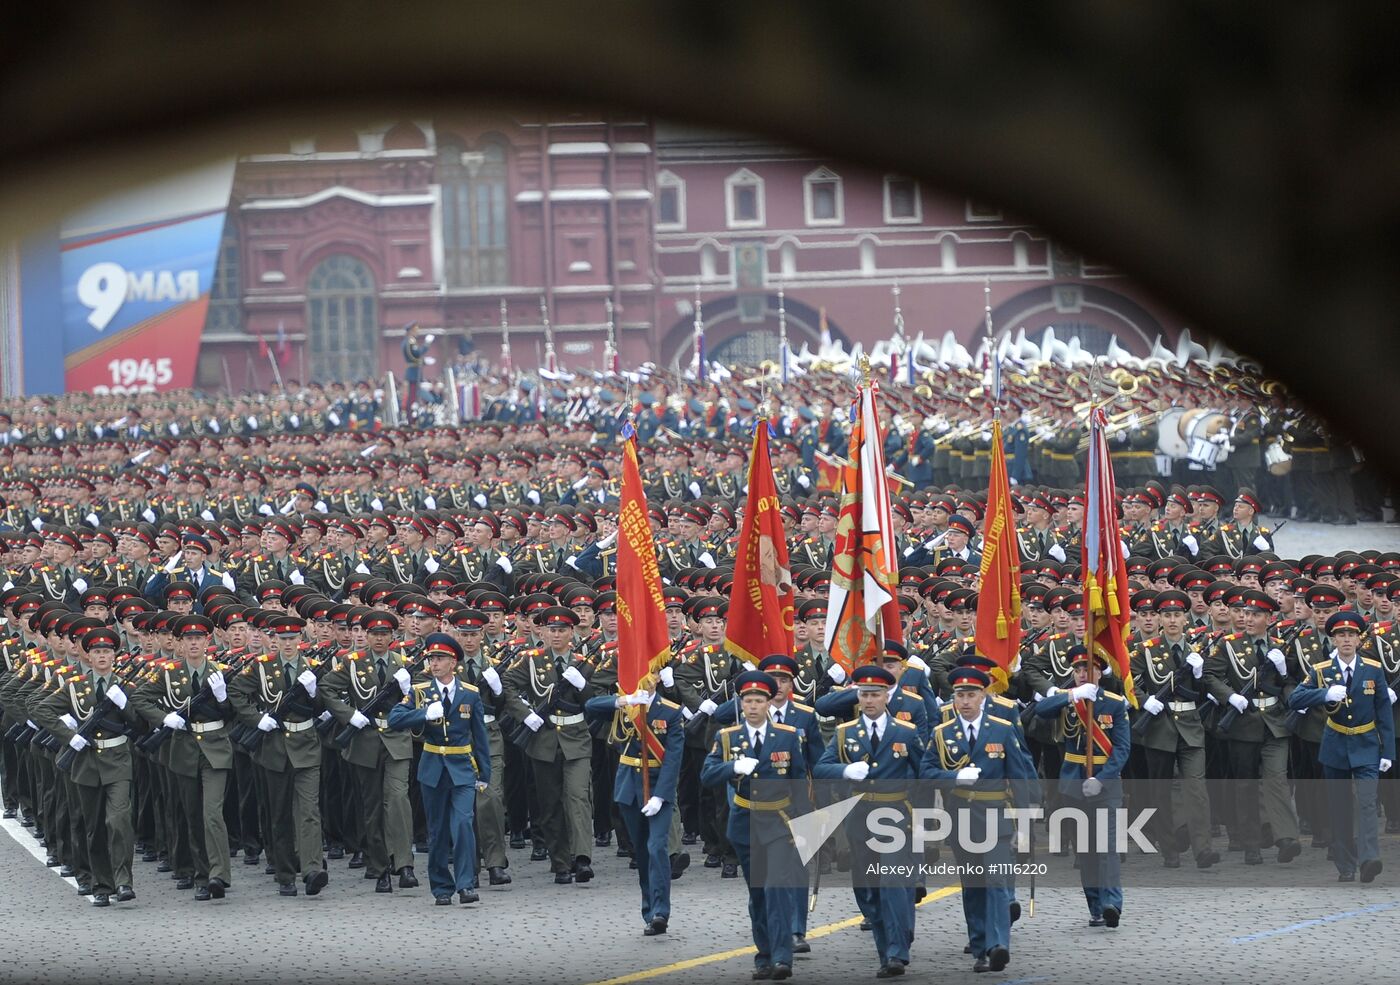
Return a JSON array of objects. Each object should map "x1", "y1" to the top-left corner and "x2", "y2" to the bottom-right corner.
[
  {"x1": 1082, "y1": 405, "x2": 1137, "y2": 710},
  {"x1": 974, "y1": 418, "x2": 1021, "y2": 693},
  {"x1": 723, "y1": 420, "x2": 795, "y2": 666}
]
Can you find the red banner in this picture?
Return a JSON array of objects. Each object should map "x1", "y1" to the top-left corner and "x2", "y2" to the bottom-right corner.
[
  {"x1": 723, "y1": 420, "x2": 795, "y2": 666},
  {"x1": 1082, "y1": 405, "x2": 1137, "y2": 708},
  {"x1": 974, "y1": 418, "x2": 1021, "y2": 693}
]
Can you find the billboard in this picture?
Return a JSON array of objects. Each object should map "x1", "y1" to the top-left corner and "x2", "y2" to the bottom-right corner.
[{"x1": 57, "y1": 159, "x2": 235, "y2": 394}]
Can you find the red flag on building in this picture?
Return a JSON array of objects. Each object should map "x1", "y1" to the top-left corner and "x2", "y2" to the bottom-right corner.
[
  {"x1": 724, "y1": 420, "x2": 795, "y2": 667},
  {"x1": 823, "y1": 380, "x2": 902, "y2": 675},
  {"x1": 614, "y1": 423, "x2": 670, "y2": 761},
  {"x1": 1082, "y1": 404, "x2": 1137, "y2": 708},
  {"x1": 974, "y1": 418, "x2": 1021, "y2": 693}
]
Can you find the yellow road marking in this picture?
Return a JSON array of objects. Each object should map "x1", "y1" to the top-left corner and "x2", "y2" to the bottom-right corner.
[{"x1": 586, "y1": 884, "x2": 961, "y2": 985}]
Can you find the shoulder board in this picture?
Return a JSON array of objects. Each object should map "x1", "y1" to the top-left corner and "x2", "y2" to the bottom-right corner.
[
  {"x1": 1311, "y1": 660, "x2": 1332, "y2": 670},
  {"x1": 991, "y1": 694, "x2": 1017, "y2": 708},
  {"x1": 1362, "y1": 658, "x2": 1382, "y2": 669},
  {"x1": 460, "y1": 682, "x2": 479, "y2": 693},
  {"x1": 717, "y1": 724, "x2": 742, "y2": 736},
  {"x1": 771, "y1": 721, "x2": 797, "y2": 733},
  {"x1": 889, "y1": 717, "x2": 918, "y2": 730},
  {"x1": 1224, "y1": 633, "x2": 1242, "y2": 642},
  {"x1": 986, "y1": 715, "x2": 1014, "y2": 728},
  {"x1": 789, "y1": 700, "x2": 813, "y2": 714},
  {"x1": 901, "y1": 686, "x2": 922, "y2": 698},
  {"x1": 933, "y1": 717, "x2": 958, "y2": 732},
  {"x1": 412, "y1": 681, "x2": 432, "y2": 691},
  {"x1": 657, "y1": 697, "x2": 680, "y2": 710}
]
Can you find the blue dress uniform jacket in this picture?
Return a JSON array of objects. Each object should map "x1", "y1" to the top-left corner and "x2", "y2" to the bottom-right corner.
[
  {"x1": 711, "y1": 698, "x2": 826, "y2": 771},
  {"x1": 701, "y1": 721, "x2": 810, "y2": 973},
  {"x1": 813, "y1": 715, "x2": 926, "y2": 969},
  {"x1": 1035, "y1": 689, "x2": 1131, "y2": 919},
  {"x1": 388, "y1": 677, "x2": 491, "y2": 897},
  {"x1": 1288, "y1": 653, "x2": 1396, "y2": 877},
  {"x1": 585, "y1": 693, "x2": 686, "y2": 925},
  {"x1": 919, "y1": 709, "x2": 1038, "y2": 964},
  {"x1": 816, "y1": 685, "x2": 931, "y2": 745}
]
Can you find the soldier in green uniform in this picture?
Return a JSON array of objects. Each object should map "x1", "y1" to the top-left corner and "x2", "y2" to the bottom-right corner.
[
  {"x1": 318, "y1": 609, "x2": 419, "y2": 893},
  {"x1": 129, "y1": 614, "x2": 235, "y2": 899},
  {"x1": 228, "y1": 612, "x2": 330, "y2": 896},
  {"x1": 501, "y1": 605, "x2": 597, "y2": 884},
  {"x1": 33, "y1": 627, "x2": 137, "y2": 907}
]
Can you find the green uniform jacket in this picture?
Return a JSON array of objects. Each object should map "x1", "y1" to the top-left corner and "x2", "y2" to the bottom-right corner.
[
  {"x1": 129, "y1": 658, "x2": 235, "y2": 775},
  {"x1": 1204, "y1": 633, "x2": 1294, "y2": 742},
  {"x1": 227, "y1": 653, "x2": 325, "y2": 771},
  {"x1": 319, "y1": 648, "x2": 415, "y2": 768},
  {"x1": 33, "y1": 669, "x2": 138, "y2": 787},
  {"x1": 500, "y1": 646, "x2": 596, "y2": 762}
]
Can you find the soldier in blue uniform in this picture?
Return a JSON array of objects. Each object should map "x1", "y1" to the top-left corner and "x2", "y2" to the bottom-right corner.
[
  {"x1": 1034, "y1": 645, "x2": 1131, "y2": 926},
  {"x1": 387, "y1": 632, "x2": 491, "y2": 905},
  {"x1": 817, "y1": 644, "x2": 931, "y2": 744},
  {"x1": 584, "y1": 683, "x2": 686, "y2": 934},
  {"x1": 710, "y1": 654, "x2": 825, "y2": 953},
  {"x1": 919, "y1": 666, "x2": 1038, "y2": 974},
  {"x1": 813, "y1": 664, "x2": 925, "y2": 978},
  {"x1": 1287, "y1": 611, "x2": 1396, "y2": 882},
  {"x1": 701, "y1": 671, "x2": 809, "y2": 981}
]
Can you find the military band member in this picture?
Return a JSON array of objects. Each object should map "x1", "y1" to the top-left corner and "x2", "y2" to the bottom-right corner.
[
  {"x1": 388, "y1": 633, "x2": 491, "y2": 904},
  {"x1": 1288, "y1": 611, "x2": 1396, "y2": 882}
]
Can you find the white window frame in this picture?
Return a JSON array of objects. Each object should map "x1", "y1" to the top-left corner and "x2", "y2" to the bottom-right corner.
[
  {"x1": 882, "y1": 175, "x2": 921, "y2": 224},
  {"x1": 656, "y1": 170, "x2": 686, "y2": 231},
  {"x1": 803, "y1": 167, "x2": 844, "y2": 227},
  {"x1": 725, "y1": 168, "x2": 766, "y2": 229}
]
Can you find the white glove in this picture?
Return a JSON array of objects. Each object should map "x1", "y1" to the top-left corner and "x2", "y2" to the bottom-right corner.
[
  {"x1": 1228, "y1": 693, "x2": 1249, "y2": 713},
  {"x1": 562, "y1": 666, "x2": 587, "y2": 690},
  {"x1": 733, "y1": 756, "x2": 759, "y2": 776},
  {"x1": 258, "y1": 504, "x2": 274, "y2": 516},
  {"x1": 60, "y1": 714, "x2": 78, "y2": 730},
  {"x1": 289, "y1": 569, "x2": 304, "y2": 585},
  {"x1": 495, "y1": 555, "x2": 513, "y2": 574},
  {"x1": 257, "y1": 714, "x2": 279, "y2": 732},
  {"x1": 1181, "y1": 535, "x2": 1199, "y2": 556},
  {"x1": 164, "y1": 550, "x2": 184, "y2": 573},
  {"x1": 85, "y1": 512, "x2": 100, "y2": 527},
  {"x1": 624, "y1": 690, "x2": 651, "y2": 706},
  {"x1": 423, "y1": 333, "x2": 436, "y2": 345},
  {"x1": 425, "y1": 700, "x2": 444, "y2": 721},
  {"x1": 641, "y1": 796, "x2": 663, "y2": 817},
  {"x1": 247, "y1": 415, "x2": 258, "y2": 429},
  {"x1": 843, "y1": 761, "x2": 871, "y2": 781},
  {"x1": 473, "y1": 493, "x2": 488, "y2": 508},
  {"x1": 200, "y1": 509, "x2": 216, "y2": 522},
  {"x1": 1082, "y1": 777, "x2": 1103, "y2": 798},
  {"x1": 1253, "y1": 535, "x2": 1270, "y2": 551},
  {"x1": 571, "y1": 477, "x2": 589, "y2": 490},
  {"x1": 424, "y1": 556, "x2": 440, "y2": 574},
  {"x1": 163, "y1": 712, "x2": 187, "y2": 730},
  {"x1": 597, "y1": 531, "x2": 619, "y2": 549},
  {"x1": 69, "y1": 734, "x2": 89, "y2": 751},
  {"x1": 30, "y1": 517, "x2": 43, "y2": 530},
  {"x1": 1143, "y1": 695, "x2": 1165, "y2": 716},
  {"x1": 955, "y1": 766, "x2": 982, "y2": 785},
  {"x1": 422, "y1": 495, "x2": 436, "y2": 510},
  {"x1": 349, "y1": 710, "x2": 370, "y2": 729},
  {"x1": 297, "y1": 669, "x2": 317, "y2": 696},
  {"x1": 699, "y1": 699, "x2": 719, "y2": 716},
  {"x1": 1267, "y1": 648, "x2": 1287, "y2": 673},
  {"x1": 1102, "y1": 663, "x2": 1113, "y2": 678},
  {"x1": 697, "y1": 551, "x2": 716, "y2": 568},
  {"x1": 526, "y1": 489, "x2": 541, "y2": 505},
  {"x1": 207, "y1": 671, "x2": 227, "y2": 701},
  {"x1": 482, "y1": 666, "x2": 502, "y2": 695},
  {"x1": 1070, "y1": 683, "x2": 1098, "y2": 702},
  {"x1": 1324, "y1": 684, "x2": 1348, "y2": 703},
  {"x1": 524, "y1": 712, "x2": 544, "y2": 732},
  {"x1": 828, "y1": 663, "x2": 847, "y2": 684},
  {"x1": 906, "y1": 654, "x2": 930, "y2": 673},
  {"x1": 106, "y1": 685, "x2": 128, "y2": 709},
  {"x1": 370, "y1": 498, "x2": 383, "y2": 511},
  {"x1": 1186, "y1": 652, "x2": 1204, "y2": 678},
  {"x1": 1389, "y1": 688, "x2": 1397, "y2": 705},
  {"x1": 72, "y1": 577, "x2": 88, "y2": 594},
  {"x1": 658, "y1": 666, "x2": 675, "y2": 688},
  {"x1": 1382, "y1": 758, "x2": 1394, "y2": 774},
  {"x1": 1048, "y1": 543, "x2": 1066, "y2": 563},
  {"x1": 394, "y1": 668, "x2": 412, "y2": 694}
]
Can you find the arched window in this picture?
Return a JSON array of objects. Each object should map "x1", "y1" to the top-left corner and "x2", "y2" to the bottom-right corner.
[
  {"x1": 803, "y1": 167, "x2": 843, "y2": 226},
  {"x1": 306, "y1": 254, "x2": 378, "y2": 382},
  {"x1": 439, "y1": 137, "x2": 510, "y2": 288}
]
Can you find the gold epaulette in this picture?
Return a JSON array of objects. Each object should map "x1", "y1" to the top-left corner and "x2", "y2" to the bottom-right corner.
[
  {"x1": 986, "y1": 715, "x2": 1014, "y2": 728},
  {"x1": 790, "y1": 700, "x2": 813, "y2": 714},
  {"x1": 771, "y1": 721, "x2": 797, "y2": 733},
  {"x1": 890, "y1": 717, "x2": 918, "y2": 730},
  {"x1": 1362, "y1": 657, "x2": 1382, "y2": 669},
  {"x1": 657, "y1": 697, "x2": 680, "y2": 710}
]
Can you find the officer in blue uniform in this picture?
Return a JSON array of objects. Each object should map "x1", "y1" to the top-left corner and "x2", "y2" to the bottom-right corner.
[
  {"x1": 813, "y1": 664, "x2": 925, "y2": 978},
  {"x1": 710, "y1": 654, "x2": 825, "y2": 953},
  {"x1": 584, "y1": 684, "x2": 686, "y2": 934},
  {"x1": 1287, "y1": 610, "x2": 1397, "y2": 882},
  {"x1": 1034, "y1": 645, "x2": 1131, "y2": 927},
  {"x1": 701, "y1": 671, "x2": 809, "y2": 981},
  {"x1": 919, "y1": 666, "x2": 1038, "y2": 974},
  {"x1": 387, "y1": 632, "x2": 491, "y2": 905},
  {"x1": 817, "y1": 644, "x2": 931, "y2": 744}
]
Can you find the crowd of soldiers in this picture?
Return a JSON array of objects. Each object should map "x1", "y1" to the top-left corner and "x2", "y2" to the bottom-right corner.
[{"x1": 0, "y1": 364, "x2": 1395, "y2": 978}]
